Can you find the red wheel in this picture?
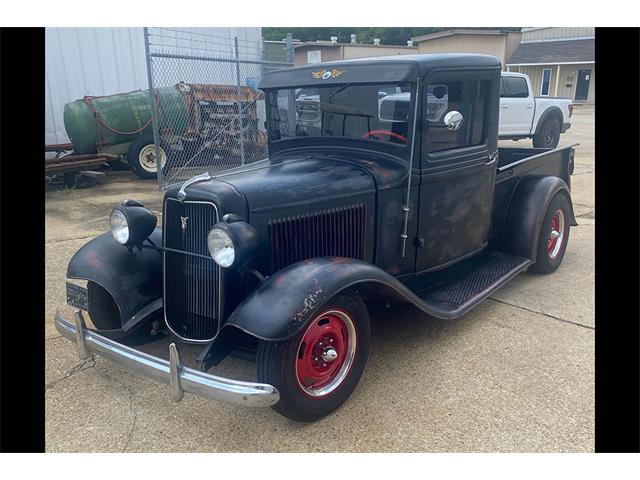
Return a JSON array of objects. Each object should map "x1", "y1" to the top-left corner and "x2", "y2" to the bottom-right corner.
[
  {"x1": 257, "y1": 292, "x2": 370, "y2": 421},
  {"x1": 530, "y1": 193, "x2": 571, "y2": 274},
  {"x1": 362, "y1": 129, "x2": 408, "y2": 144},
  {"x1": 295, "y1": 309, "x2": 357, "y2": 398},
  {"x1": 547, "y1": 209, "x2": 565, "y2": 260}
]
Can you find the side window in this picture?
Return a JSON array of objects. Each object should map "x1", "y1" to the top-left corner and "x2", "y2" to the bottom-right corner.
[
  {"x1": 424, "y1": 79, "x2": 490, "y2": 154},
  {"x1": 502, "y1": 77, "x2": 529, "y2": 98}
]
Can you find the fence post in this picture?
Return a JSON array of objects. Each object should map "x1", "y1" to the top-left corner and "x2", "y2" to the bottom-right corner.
[
  {"x1": 234, "y1": 36, "x2": 246, "y2": 166},
  {"x1": 143, "y1": 27, "x2": 163, "y2": 189},
  {"x1": 286, "y1": 32, "x2": 294, "y2": 64}
]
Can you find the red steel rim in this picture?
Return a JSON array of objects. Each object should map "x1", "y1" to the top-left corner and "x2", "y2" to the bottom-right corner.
[
  {"x1": 547, "y1": 209, "x2": 565, "y2": 260},
  {"x1": 295, "y1": 309, "x2": 357, "y2": 398}
]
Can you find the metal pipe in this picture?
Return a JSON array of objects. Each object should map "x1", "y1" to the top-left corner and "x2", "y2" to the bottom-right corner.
[
  {"x1": 234, "y1": 37, "x2": 246, "y2": 166},
  {"x1": 143, "y1": 27, "x2": 163, "y2": 189},
  {"x1": 45, "y1": 153, "x2": 119, "y2": 164},
  {"x1": 148, "y1": 51, "x2": 291, "y2": 67},
  {"x1": 400, "y1": 77, "x2": 421, "y2": 258}
]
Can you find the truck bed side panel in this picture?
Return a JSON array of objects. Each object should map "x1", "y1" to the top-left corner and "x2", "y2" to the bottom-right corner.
[{"x1": 490, "y1": 145, "x2": 574, "y2": 238}]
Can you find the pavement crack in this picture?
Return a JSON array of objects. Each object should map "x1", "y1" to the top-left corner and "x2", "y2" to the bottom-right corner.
[
  {"x1": 488, "y1": 297, "x2": 594, "y2": 330},
  {"x1": 92, "y1": 363, "x2": 140, "y2": 452},
  {"x1": 46, "y1": 355, "x2": 96, "y2": 390}
]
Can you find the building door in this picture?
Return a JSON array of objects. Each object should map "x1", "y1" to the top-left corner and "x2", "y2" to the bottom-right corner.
[{"x1": 575, "y1": 69, "x2": 591, "y2": 101}]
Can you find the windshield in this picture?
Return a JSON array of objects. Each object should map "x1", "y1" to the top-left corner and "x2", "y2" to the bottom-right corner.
[{"x1": 267, "y1": 83, "x2": 414, "y2": 147}]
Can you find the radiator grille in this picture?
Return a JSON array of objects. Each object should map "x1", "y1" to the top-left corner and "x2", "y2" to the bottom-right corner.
[
  {"x1": 268, "y1": 204, "x2": 366, "y2": 272},
  {"x1": 163, "y1": 199, "x2": 220, "y2": 342}
]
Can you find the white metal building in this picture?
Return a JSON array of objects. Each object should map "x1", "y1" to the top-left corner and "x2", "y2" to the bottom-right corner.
[{"x1": 45, "y1": 27, "x2": 262, "y2": 145}]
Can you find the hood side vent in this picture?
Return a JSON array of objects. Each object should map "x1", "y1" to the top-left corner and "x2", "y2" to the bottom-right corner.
[{"x1": 268, "y1": 204, "x2": 366, "y2": 272}]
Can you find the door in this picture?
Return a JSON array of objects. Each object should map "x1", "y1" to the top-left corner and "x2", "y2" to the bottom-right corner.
[
  {"x1": 416, "y1": 69, "x2": 500, "y2": 273},
  {"x1": 499, "y1": 75, "x2": 535, "y2": 135},
  {"x1": 575, "y1": 69, "x2": 591, "y2": 101}
]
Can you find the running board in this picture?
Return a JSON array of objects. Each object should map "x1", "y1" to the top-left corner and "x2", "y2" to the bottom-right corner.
[{"x1": 414, "y1": 252, "x2": 532, "y2": 318}]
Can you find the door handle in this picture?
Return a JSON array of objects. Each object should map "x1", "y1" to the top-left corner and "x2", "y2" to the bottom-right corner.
[
  {"x1": 501, "y1": 104, "x2": 508, "y2": 109},
  {"x1": 526, "y1": 105, "x2": 534, "y2": 109}
]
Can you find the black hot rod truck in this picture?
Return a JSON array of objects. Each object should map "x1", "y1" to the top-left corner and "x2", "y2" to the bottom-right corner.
[{"x1": 56, "y1": 54, "x2": 577, "y2": 422}]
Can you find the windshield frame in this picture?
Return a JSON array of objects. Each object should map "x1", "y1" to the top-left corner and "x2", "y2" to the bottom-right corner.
[{"x1": 263, "y1": 81, "x2": 418, "y2": 160}]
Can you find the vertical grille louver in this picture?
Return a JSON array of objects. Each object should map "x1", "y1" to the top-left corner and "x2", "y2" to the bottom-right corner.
[
  {"x1": 163, "y1": 199, "x2": 220, "y2": 342},
  {"x1": 268, "y1": 204, "x2": 366, "y2": 272}
]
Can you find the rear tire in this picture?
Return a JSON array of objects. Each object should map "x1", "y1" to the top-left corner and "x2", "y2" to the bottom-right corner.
[
  {"x1": 127, "y1": 135, "x2": 167, "y2": 180},
  {"x1": 257, "y1": 292, "x2": 370, "y2": 422},
  {"x1": 529, "y1": 193, "x2": 571, "y2": 274},
  {"x1": 533, "y1": 118, "x2": 561, "y2": 148}
]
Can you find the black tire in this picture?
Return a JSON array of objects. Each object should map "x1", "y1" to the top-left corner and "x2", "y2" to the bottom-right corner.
[
  {"x1": 127, "y1": 135, "x2": 167, "y2": 180},
  {"x1": 533, "y1": 118, "x2": 561, "y2": 148},
  {"x1": 529, "y1": 193, "x2": 571, "y2": 274},
  {"x1": 257, "y1": 292, "x2": 370, "y2": 422}
]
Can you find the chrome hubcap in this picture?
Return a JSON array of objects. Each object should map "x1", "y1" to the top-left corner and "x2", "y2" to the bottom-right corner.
[{"x1": 322, "y1": 347, "x2": 338, "y2": 362}]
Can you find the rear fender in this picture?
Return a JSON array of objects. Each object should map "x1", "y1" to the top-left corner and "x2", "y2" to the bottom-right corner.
[
  {"x1": 222, "y1": 257, "x2": 448, "y2": 342},
  {"x1": 67, "y1": 228, "x2": 163, "y2": 331},
  {"x1": 535, "y1": 106, "x2": 563, "y2": 135},
  {"x1": 500, "y1": 176, "x2": 577, "y2": 262}
]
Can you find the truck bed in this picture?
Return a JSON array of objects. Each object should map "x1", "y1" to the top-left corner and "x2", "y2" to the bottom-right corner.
[{"x1": 496, "y1": 144, "x2": 576, "y2": 176}]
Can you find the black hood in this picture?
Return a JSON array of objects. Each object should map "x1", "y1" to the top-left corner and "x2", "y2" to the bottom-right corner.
[
  {"x1": 215, "y1": 155, "x2": 374, "y2": 213},
  {"x1": 165, "y1": 151, "x2": 408, "y2": 219}
]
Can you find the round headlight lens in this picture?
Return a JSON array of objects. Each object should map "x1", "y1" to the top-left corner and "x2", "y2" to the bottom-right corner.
[
  {"x1": 110, "y1": 209, "x2": 129, "y2": 245},
  {"x1": 207, "y1": 227, "x2": 235, "y2": 267}
]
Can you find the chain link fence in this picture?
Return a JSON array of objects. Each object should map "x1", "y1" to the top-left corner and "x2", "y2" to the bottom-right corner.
[{"x1": 144, "y1": 28, "x2": 294, "y2": 190}]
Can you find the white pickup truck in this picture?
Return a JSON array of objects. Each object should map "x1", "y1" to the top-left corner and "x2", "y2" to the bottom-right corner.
[{"x1": 499, "y1": 72, "x2": 573, "y2": 148}]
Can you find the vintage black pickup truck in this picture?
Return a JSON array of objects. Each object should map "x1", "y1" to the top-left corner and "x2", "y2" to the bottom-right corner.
[{"x1": 56, "y1": 54, "x2": 577, "y2": 422}]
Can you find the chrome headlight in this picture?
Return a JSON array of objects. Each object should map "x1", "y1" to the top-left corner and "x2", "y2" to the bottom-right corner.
[
  {"x1": 110, "y1": 209, "x2": 130, "y2": 244},
  {"x1": 207, "y1": 227, "x2": 236, "y2": 268},
  {"x1": 207, "y1": 221, "x2": 259, "y2": 268},
  {"x1": 109, "y1": 200, "x2": 157, "y2": 247}
]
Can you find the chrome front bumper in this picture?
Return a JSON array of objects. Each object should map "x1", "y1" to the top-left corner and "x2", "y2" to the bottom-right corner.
[{"x1": 54, "y1": 310, "x2": 280, "y2": 408}]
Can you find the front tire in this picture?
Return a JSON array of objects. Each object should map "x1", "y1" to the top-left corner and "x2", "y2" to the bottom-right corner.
[
  {"x1": 533, "y1": 118, "x2": 561, "y2": 148},
  {"x1": 529, "y1": 193, "x2": 571, "y2": 274},
  {"x1": 257, "y1": 292, "x2": 370, "y2": 422}
]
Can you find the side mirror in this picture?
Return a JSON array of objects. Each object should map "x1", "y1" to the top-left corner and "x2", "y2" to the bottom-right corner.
[
  {"x1": 378, "y1": 91, "x2": 388, "y2": 99},
  {"x1": 444, "y1": 110, "x2": 463, "y2": 131}
]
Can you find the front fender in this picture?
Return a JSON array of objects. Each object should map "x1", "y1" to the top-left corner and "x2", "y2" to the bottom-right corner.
[
  {"x1": 500, "y1": 176, "x2": 577, "y2": 262},
  {"x1": 67, "y1": 228, "x2": 163, "y2": 329},
  {"x1": 223, "y1": 257, "x2": 450, "y2": 342}
]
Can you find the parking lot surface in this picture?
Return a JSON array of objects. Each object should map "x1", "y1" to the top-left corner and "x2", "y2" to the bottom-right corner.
[{"x1": 45, "y1": 106, "x2": 595, "y2": 452}]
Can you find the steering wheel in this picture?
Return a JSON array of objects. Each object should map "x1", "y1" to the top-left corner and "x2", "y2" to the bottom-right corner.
[{"x1": 362, "y1": 129, "x2": 408, "y2": 144}]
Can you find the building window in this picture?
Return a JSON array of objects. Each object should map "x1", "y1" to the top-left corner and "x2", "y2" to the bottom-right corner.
[{"x1": 540, "y1": 68, "x2": 552, "y2": 96}]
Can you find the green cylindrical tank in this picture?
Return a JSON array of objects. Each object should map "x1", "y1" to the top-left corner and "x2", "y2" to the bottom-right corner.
[{"x1": 63, "y1": 86, "x2": 188, "y2": 154}]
